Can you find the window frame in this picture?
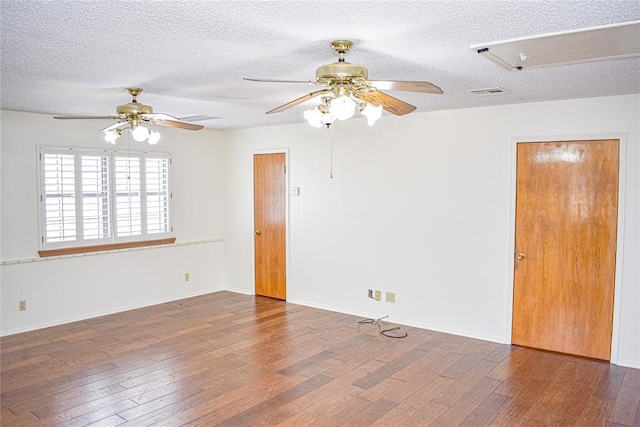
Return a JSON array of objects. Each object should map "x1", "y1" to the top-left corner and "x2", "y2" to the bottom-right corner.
[{"x1": 37, "y1": 146, "x2": 175, "y2": 256}]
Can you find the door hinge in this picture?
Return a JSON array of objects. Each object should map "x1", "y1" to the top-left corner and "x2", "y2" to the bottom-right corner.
[{"x1": 284, "y1": 165, "x2": 287, "y2": 173}]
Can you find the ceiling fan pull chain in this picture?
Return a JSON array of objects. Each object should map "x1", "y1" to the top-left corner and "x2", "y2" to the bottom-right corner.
[{"x1": 329, "y1": 128, "x2": 334, "y2": 179}]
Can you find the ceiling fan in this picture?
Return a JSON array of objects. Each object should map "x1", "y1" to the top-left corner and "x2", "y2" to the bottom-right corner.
[
  {"x1": 245, "y1": 40, "x2": 443, "y2": 127},
  {"x1": 54, "y1": 88, "x2": 204, "y2": 144}
]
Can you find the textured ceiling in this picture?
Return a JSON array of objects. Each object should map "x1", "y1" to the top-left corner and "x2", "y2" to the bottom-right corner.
[{"x1": 1, "y1": 1, "x2": 639, "y2": 131}]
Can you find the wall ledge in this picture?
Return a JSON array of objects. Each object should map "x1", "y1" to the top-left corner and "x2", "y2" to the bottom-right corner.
[{"x1": 0, "y1": 237, "x2": 224, "y2": 266}]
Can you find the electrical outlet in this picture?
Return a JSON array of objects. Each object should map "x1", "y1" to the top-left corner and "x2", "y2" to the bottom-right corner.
[
  {"x1": 374, "y1": 290, "x2": 382, "y2": 301},
  {"x1": 184, "y1": 273, "x2": 190, "y2": 282},
  {"x1": 386, "y1": 292, "x2": 396, "y2": 303},
  {"x1": 18, "y1": 300, "x2": 26, "y2": 311}
]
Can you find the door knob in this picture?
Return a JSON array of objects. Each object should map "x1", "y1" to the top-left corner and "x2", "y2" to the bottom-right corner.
[
  {"x1": 254, "y1": 230, "x2": 261, "y2": 236},
  {"x1": 517, "y1": 252, "x2": 525, "y2": 260}
]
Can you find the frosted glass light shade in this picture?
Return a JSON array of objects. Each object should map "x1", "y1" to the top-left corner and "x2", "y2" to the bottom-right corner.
[
  {"x1": 329, "y1": 96, "x2": 356, "y2": 121},
  {"x1": 320, "y1": 110, "x2": 335, "y2": 126},
  {"x1": 304, "y1": 107, "x2": 335, "y2": 128},
  {"x1": 147, "y1": 130, "x2": 161, "y2": 145},
  {"x1": 361, "y1": 103, "x2": 383, "y2": 126},
  {"x1": 304, "y1": 108, "x2": 323, "y2": 128},
  {"x1": 103, "y1": 129, "x2": 121, "y2": 144},
  {"x1": 132, "y1": 125, "x2": 150, "y2": 142}
]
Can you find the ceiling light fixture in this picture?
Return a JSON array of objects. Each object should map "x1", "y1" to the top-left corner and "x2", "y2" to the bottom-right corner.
[
  {"x1": 102, "y1": 121, "x2": 161, "y2": 145},
  {"x1": 247, "y1": 39, "x2": 443, "y2": 125},
  {"x1": 54, "y1": 88, "x2": 202, "y2": 145},
  {"x1": 304, "y1": 95, "x2": 382, "y2": 128}
]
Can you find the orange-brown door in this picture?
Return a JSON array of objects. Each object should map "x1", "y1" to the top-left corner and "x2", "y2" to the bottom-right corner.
[
  {"x1": 512, "y1": 140, "x2": 619, "y2": 360},
  {"x1": 253, "y1": 153, "x2": 286, "y2": 300}
]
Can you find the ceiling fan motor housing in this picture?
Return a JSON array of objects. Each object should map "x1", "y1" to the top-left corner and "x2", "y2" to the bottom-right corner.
[
  {"x1": 116, "y1": 102, "x2": 153, "y2": 115},
  {"x1": 116, "y1": 88, "x2": 153, "y2": 116},
  {"x1": 315, "y1": 62, "x2": 368, "y2": 81}
]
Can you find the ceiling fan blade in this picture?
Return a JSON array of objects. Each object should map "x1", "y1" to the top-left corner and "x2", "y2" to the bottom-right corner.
[
  {"x1": 357, "y1": 90, "x2": 417, "y2": 116},
  {"x1": 266, "y1": 89, "x2": 333, "y2": 114},
  {"x1": 153, "y1": 120, "x2": 204, "y2": 130},
  {"x1": 151, "y1": 119, "x2": 204, "y2": 131},
  {"x1": 99, "y1": 121, "x2": 128, "y2": 133},
  {"x1": 142, "y1": 113, "x2": 204, "y2": 130},
  {"x1": 365, "y1": 80, "x2": 443, "y2": 94},
  {"x1": 54, "y1": 115, "x2": 120, "y2": 120},
  {"x1": 244, "y1": 77, "x2": 318, "y2": 85},
  {"x1": 143, "y1": 113, "x2": 181, "y2": 121}
]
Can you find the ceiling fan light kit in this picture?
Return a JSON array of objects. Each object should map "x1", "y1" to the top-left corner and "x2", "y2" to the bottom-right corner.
[
  {"x1": 54, "y1": 87, "x2": 203, "y2": 144},
  {"x1": 102, "y1": 125, "x2": 160, "y2": 145},
  {"x1": 303, "y1": 94, "x2": 384, "y2": 128},
  {"x1": 245, "y1": 40, "x2": 443, "y2": 128}
]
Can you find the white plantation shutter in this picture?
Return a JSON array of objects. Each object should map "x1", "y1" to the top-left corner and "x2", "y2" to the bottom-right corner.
[
  {"x1": 42, "y1": 150, "x2": 77, "y2": 243},
  {"x1": 114, "y1": 155, "x2": 142, "y2": 238},
  {"x1": 39, "y1": 147, "x2": 173, "y2": 249},
  {"x1": 145, "y1": 155, "x2": 171, "y2": 235},
  {"x1": 81, "y1": 154, "x2": 111, "y2": 240}
]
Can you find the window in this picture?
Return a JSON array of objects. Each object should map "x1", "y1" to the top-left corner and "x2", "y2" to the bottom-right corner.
[{"x1": 38, "y1": 147, "x2": 173, "y2": 253}]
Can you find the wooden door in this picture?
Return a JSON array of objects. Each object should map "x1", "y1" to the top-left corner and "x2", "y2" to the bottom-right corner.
[
  {"x1": 253, "y1": 153, "x2": 286, "y2": 300},
  {"x1": 512, "y1": 140, "x2": 619, "y2": 360}
]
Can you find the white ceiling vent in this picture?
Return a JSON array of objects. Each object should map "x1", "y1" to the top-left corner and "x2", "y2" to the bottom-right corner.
[
  {"x1": 468, "y1": 87, "x2": 507, "y2": 96},
  {"x1": 471, "y1": 19, "x2": 640, "y2": 70}
]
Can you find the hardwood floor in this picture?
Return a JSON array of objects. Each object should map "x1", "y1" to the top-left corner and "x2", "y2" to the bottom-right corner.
[{"x1": 1, "y1": 291, "x2": 639, "y2": 426}]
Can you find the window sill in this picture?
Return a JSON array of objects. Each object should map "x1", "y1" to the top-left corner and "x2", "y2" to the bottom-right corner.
[{"x1": 38, "y1": 238, "x2": 177, "y2": 258}]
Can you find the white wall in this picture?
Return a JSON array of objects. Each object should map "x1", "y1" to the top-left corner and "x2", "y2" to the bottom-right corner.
[
  {"x1": 1, "y1": 110, "x2": 227, "y2": 334},
  {"x1": 223, "y1": 95, "x2": 639, "y2": 367},
  {"x1": 2, "y1": 95, "x2": 638, "y2": 368}
]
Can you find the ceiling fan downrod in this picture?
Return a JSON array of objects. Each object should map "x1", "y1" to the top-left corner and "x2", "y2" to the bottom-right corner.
[
  {"x1": 331, "y1": 40, "x2": 352, "y2": 63},
  {"x1": 126, "y1": 87, "x2": 143, "y2": 103}
]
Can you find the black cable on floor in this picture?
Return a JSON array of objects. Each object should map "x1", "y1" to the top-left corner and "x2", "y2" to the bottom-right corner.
[{"x1": 358, "y1": 315, "x2": 408, "y2": 339}]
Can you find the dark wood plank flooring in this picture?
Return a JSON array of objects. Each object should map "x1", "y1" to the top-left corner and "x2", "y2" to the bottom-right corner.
[{"x1": 1, "y1": 291, "x2": 639, "y2": 426}]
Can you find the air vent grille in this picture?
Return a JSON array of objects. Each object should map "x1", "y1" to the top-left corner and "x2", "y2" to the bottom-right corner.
[{"x1": 468, "y1": 87, "x2": 507, "y2": 96}]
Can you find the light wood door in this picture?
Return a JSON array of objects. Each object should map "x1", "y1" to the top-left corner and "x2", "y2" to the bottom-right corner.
[
  {"x1": 253, "y1": 153, "x2": 286, "y2": 300},
  {"x1": 512, "y1": 140, "x2": 619, "y2": 360}
]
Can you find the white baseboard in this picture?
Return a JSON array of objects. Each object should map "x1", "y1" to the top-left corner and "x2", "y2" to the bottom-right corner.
[
  {"x1": 287, "y1": 297, "x2": 507, "y2": 345},
  {"x1": 613, "y1": 359, "x2": 640, "y2": 369},
  {"x1": 1, "y1": 287, "x2": 224, "y2": 337},
  {"x1": 224, "y1": 287, "x2": 253, "y2": 296}
]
